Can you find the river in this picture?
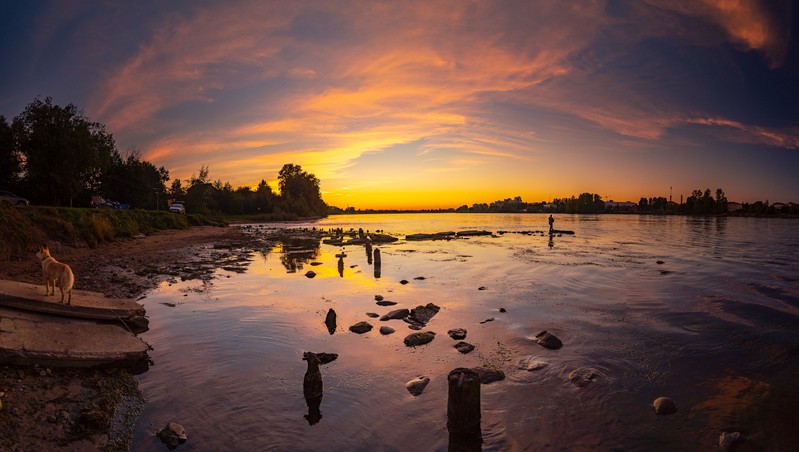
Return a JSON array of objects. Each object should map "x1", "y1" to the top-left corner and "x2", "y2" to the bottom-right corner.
[{"x1": 131, "y1": 213, "x2": 799, "y2": 450}]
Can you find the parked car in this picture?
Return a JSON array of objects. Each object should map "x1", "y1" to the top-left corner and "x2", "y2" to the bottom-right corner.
[
  {"x1": 110, "y1": 200, "x2": 131, "y2": 209},
  {"x1": 0, "y1": 190, "x2": 30, "y2": 206},
  {"x1": 169, "y1": 201, "x2": 186, "y2": 214},
  {"x1": 90, "y1": 196, "x2": 114, "y2": 208}
]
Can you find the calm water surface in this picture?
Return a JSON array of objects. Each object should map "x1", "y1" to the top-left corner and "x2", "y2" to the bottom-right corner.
[{"x1": 132, "y1": 214, "x2": 799, "y2": 450}]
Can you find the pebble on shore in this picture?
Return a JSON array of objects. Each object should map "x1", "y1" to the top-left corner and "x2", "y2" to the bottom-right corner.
[
  {"x1": 406, "y1": 376, "x2": 431, "y2": 396},
  {"x1": 652, "y1": 396, "x2": 677, "y2": 415}
]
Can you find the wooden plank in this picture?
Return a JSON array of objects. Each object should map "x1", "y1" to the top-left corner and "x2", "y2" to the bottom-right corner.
[
  {"x1": 0, "y1": 279, "x2": 145, "y2": 321},
  {"x1": 0, "y1": 307, "x2": 149, "y2": 368}
]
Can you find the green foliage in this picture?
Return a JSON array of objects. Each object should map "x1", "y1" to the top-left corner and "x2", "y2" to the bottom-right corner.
[
  {"x1": 103, "y1": 151, "x2": 170, "y2": 209},
  {"x1": 277, "y1": 163, "x2": 327, "y2": 217},
  {"x1": 0, "y1": 203, "x2": 44, "y2": 259},
  {"x1": 0, "y1": 116, "x2": 19, "y2": 187},
  {"x1": 685, "y1": 188, "x2": 726, "y2": 215},
  {"x1": 12, "y1": 97, "x2": 117, "y2": 206},
  {"x1": 553, "y1": 193, "x2": 605, "y2": 214},
  {"x1": 7, "y1": 206, "x2": 222, "y2": 250}
]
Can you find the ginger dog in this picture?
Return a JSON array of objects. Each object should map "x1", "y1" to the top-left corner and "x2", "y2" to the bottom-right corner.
[{"x1": 35, "y1": 245, "x2": 74, "y2": 304}]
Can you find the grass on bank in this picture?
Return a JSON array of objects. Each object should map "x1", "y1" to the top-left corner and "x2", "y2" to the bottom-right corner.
[{"x1": 0, "y1": 202, "x2": 224, "y2": 259}]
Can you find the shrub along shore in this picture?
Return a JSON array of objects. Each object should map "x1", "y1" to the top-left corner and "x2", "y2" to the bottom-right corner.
[{"x1": 0, "y1": 202, "x2": 223, "y2": 259}]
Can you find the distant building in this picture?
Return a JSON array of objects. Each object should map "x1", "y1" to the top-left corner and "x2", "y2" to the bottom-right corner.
[{"x1": 604, "y1": 201, "x2": 638, "y2": 212}]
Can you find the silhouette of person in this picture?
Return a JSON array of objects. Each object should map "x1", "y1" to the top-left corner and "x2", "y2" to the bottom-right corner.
[{"x1": 548, "y1": 214, "x2": 554, "y2": 234}]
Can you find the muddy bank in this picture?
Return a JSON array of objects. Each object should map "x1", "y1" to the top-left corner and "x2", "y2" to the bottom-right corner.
[{"x1": 0, "y1": 225, "x2": 261, "y2": 450}]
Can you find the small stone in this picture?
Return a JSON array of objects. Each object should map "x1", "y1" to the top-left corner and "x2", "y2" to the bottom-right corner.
[
  {"x1": 305, "y1": 270, "x2": 316, "y2": 278},
  {"x1": 375, "y1": 295, "x2": 384, "y2": 301},
  {"x1": 379, "y1": 326, "x2": 395, "y2": 335},
  {"x1": 366, "y1": 312, "x2": 380, "y2": 318},
  {"x1": 533, "y1": 331, "x2": 562, "y2": 349},
  {"x1": 653, "y1": 396, "x2": 677, "y2": 415},
  {"x1": 478, "y1": 286, "x2": 486, "y2": 290},
  {"x1": 454, "y1": 342, "x2": 475, "y2": 354},
  {"x1": 516, "y1": 356, "x2": 549, "y2": 371},
  {"x1": 400, "y1": 279, "x2": 409, "y2": 285},
  {"x1": 380, "y1": 309, "x2": 410, "y2": 321},
  {"x1": 448, "y1": 328, "x2": 467, "y2": 340},
  {"x1": 479, "y1": 317, "x2": 495, "y2": 324},
  {"x1": 404, "y1": 331, "x2": 436, "y2": 347},
  {"x1": 349, "y1": 321, "x2": 373, "y2": 334},
  {"x1": 719, "y1": 432, "x2": 742, "y2": 451},
  {"x1": 656, "y1": 260, "x2": 665, "y2": 265},
  {"x1": 376, "y1": 300, "x2": 397, "y2": 306},
  {"x1": 39, "y1": 370, "x2": 47, "y2": 377},
  {"x1": 472, "y1": 366, "x2": 505, "y2": 384},
  {"x1": 406, "y1": 376, "x2": 430, "y2": 396},
  {"x1": 157, "y1": 422, "x2": 188, "y2": 449},
  {"x1": 568, "y1": 367, "x2": 599, "y2": 387},
  {"x1": 414, "y1": 276, "x2": 426, "y2": 280},
  {"x1": 499, "y1": 307, "x2": 507, "y2": 313}
]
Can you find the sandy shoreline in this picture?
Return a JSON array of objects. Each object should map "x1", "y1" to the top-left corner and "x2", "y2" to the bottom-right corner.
[{"x1": 0, "y1": 225, "x2": 257, "y2": 450}]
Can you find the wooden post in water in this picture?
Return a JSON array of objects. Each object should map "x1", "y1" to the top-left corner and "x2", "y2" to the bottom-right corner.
[
  {"x1": 447, "y1": 367, "x2": 482, "y2": 451},
  {"x1": 365, "y1": 241, "x2": 373, "y2": 264},
  {"x1": 373, "y1": 248, "x2": 381, "y2": 278}
]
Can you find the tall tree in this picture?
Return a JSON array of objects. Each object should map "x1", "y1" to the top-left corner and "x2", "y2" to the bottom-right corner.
[
  {"x1": 13, "y1": 97, "x2": 117, "y2": 206},
  {"x1": 277, "y1": 163, "x2": 326, "y2": 217},
  {"x1": 0, "y1": 116, "x2": 19, "y2": 188}
]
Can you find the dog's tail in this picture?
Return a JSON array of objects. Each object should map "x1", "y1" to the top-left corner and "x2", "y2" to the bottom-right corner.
[{"x1": 60, "y1": 265, "x2": 75, "y2": 303}]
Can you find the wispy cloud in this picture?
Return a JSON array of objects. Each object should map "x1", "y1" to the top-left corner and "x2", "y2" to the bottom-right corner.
[{"x1": 74, "y1": 0, "x2": 797, "y2": 205}]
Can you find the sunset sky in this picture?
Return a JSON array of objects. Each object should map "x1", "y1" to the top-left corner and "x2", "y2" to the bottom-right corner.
[{"x1": 2, "y1": 0, "x2": 797, "y2": 209}]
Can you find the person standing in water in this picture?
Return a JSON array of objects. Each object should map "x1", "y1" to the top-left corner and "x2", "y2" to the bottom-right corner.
[{"x1": 548, "y1": 214, "x2": 554, "y2": 234}]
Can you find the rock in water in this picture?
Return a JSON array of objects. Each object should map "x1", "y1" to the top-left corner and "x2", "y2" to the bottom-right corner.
[
  {"x1": 479, "y1": 317, "x2": 495, "y2": 324},
  {"x1": 533, "y1": 331, "x2": 563, "y2": 349},
  {"x1": 719, "y1": 432, "x2": 742, "y2": 451},
  {"x1": 472, "y1": 367, "x2": 505, "y2": 384},
  {"x1": 314, "y1": 353, "x2": 339, "y2": 365},
  {"x1": 349, "y1": 321, "x2": 373, "y2": 334},
  {"x1": 305, "y1": 270, "x2": 316, "y2": 278},
  {"x1": 380, "y1": 308, "x2": 410, "y2": 321},
  {"x1": 448, "y1": 328, "x2": 467, "y2": 340},
  {"x1": 157, "y1": 422, "x2": 188, "y2": 450},
  {"x1": 325, "y1": 308, "x2": 337, "y2": 335},
  {"x1": 653, "y1": 396, "x2": 677, "y2": 415},
  {"x1": 454, "y1": 342, "x2": 475, "y2": 354},
  {"x1": 366, "y1": 312, "x2": 379, "y2": 318},
  {"x1": 404, "y1": 331, "x2": 436, "y2": 347},
  {"x1": 379, "y1": 326, "x2": 395, "y2": 335},
  {"x1": 568, "y1": 367, "x2": 599, "y2": 387},
  {"x1": 516, "y1": 356, "x2": 549, "y2": 371},
  {"x1": 376, "y1": 300, "x2": 398, "y2": 306},
  {"x1": 404, "y1": 303, "x2": 440, "y2": 328},
  {"x1": 375, "y1": 294, "x2": 384, "y2": 301},
  {"x1": 406, "y1": 376, "x2": 431, "y2": 396}
]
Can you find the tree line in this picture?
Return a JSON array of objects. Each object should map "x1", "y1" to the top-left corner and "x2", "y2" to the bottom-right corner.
[{"x1": 0, "y1": 97, "x2": 326, "y2": 218}]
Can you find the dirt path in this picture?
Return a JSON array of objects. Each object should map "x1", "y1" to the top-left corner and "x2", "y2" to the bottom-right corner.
[{"x1": 0, "y1": 224, "x2": 259, "y2": 450}]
